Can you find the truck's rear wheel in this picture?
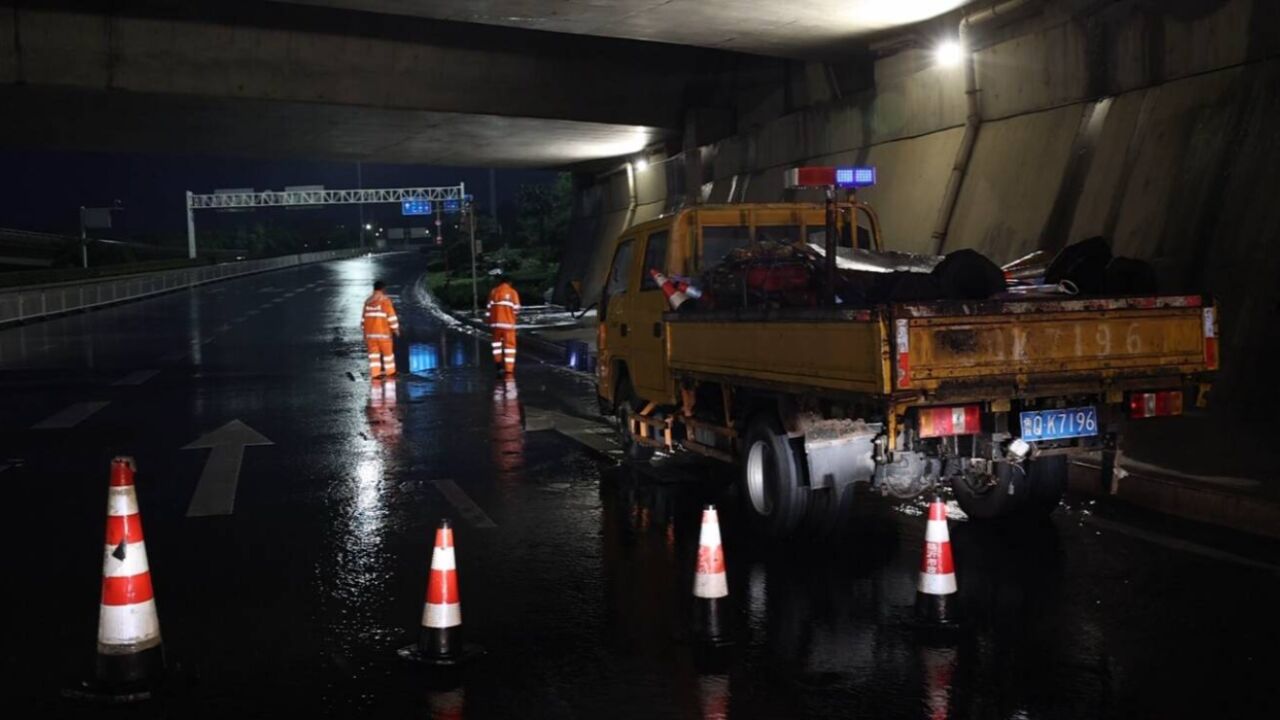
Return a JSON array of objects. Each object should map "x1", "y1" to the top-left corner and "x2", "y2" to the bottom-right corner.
[
  {"x1": 951, "y1": 461, "x2": 1022, "y2": 520},
  {"x1": 614, "y1": 378, "x2": 654, "y2": 463},
  {"x1": 952, "y1": 456, "x2": 1066, "y2": 520},
  {"x1": 742, "y1": 414, "x2": 808, "y2": 536},
  {"x1": 805, "y1": 483, "x2": 855, "y2": 537},
  {"x1": 1024, "y1": 455, "x2": 1067, "y2": 516}
]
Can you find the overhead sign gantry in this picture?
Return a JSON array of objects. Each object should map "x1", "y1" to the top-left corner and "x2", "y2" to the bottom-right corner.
[{"x1": 183, "y1": 184, "x2": 467, "y2": 259}]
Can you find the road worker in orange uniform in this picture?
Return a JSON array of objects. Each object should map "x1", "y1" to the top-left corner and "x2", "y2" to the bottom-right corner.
[
  {"x1": 362, "y1": 279, "x2": 400, "y2": 379},
  {"x1": 486, "y1": 270, "x2": 521, "y2": 375}
]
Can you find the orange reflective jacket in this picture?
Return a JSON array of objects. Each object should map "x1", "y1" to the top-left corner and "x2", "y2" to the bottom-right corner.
[
  {"x1": 487, "y1": 282, "x2": 520, "y2": 329},
  {"x1": 362, "y1": 292, "x2": 399, "y2": 338}
]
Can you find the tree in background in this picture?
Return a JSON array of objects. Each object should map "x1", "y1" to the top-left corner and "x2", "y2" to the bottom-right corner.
[{"x1": 513, "y1": 173, "x2": 571, "y2": 248}]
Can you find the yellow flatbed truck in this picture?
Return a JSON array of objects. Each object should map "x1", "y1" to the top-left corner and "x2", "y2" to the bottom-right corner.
[{"x1": 596, "y1": 201, "x2": 1219, "y2": 536}]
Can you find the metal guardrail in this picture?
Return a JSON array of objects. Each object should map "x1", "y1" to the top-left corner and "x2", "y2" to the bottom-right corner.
[{"x1": 0, "y1": 249, "x2": 364, "y2": 326}]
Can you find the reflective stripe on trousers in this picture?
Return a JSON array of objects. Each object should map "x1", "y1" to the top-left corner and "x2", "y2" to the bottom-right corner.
[
  {"x1": 491, "y1": 327, "x2": 517, "y2": 370},
  {"x1": 366, "y1": 337, "x2": 396, "y2": 378}
]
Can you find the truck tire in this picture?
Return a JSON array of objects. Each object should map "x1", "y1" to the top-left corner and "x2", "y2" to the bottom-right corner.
[
  {"x1": 1024, "y1": 455, "x2": 1068, "y2": 516},
  {"x1": 951, "y1": 461, "x2": 1024, "y2": 521},
  {"x1": 614, "y1": 378, "x2": 655, "y2": 463},
  {"x1": 742, "y1": 414, "x2": 809, "y2": 536},
  {"x1": 805, "y1": 483, "x2": 855, "y2": 537}
]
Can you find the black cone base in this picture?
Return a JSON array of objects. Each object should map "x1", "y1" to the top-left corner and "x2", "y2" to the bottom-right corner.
[
  {"x1": 64, "y1": 645, "x2": 165, "y2": 704},
  {"x1": 692, "y1": 598, "x2": 735, "y2": 648},
  {"x1": 915, "y1": 591, "x2": 960, "y2": 626},
  {"x1": 399, "y1": 627, "x2": 483, "y2": 667}
]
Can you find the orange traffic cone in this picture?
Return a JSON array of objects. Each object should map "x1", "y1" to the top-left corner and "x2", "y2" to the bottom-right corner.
[
  {"x1": 76, "y1": 457, "x2": 165, "y2": 701},
  {"x1": 692, "y1": 505, "x2": 732, "y2": 646},
  {"x1": 650, "y1": 270, "x2": 690, "y2": 310},
  {"x1": 675, "y1": 277, "x2": 703, "y2": 300},
  {"x1": 400, "y1": 519, "x2": 479, "y2": 666},
  {"x1": 916, "y1": 496, "x2": 959, "y2": 624}
]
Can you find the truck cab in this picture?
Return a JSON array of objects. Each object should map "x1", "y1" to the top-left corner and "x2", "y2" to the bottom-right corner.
[{"x1": 598, "y1": 204, "x2": 835, "y2": 413}]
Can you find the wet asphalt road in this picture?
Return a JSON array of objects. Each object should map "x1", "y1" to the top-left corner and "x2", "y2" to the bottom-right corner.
[{"x1": 2, "y1": 253, "x2": 1279, "y2": 719}]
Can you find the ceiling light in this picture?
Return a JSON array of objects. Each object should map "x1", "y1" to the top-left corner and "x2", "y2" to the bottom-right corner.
[{"x1": 935, "y1": 40, "x2": 964, "y2": 67}]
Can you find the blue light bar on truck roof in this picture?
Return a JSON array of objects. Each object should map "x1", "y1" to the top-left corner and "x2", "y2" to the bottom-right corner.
[{"x1": 838, "y1": 166, "x2": 876, "y2": 187}]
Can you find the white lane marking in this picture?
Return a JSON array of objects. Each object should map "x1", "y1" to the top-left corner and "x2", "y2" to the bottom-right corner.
[
  {"x1": 0, "y1": 462, "x2": 12, "y2": 474},
  {"x1": 184, "y1": 420, "x2": 275, "y2": 517},
  {"x1": 112, "y1": 369, "x2": 159, "y2": 386},
  {"x1": 525, "y1": 407, "x2": 622, "y2": 458},
  {"x1": 432, "y1": 478, "x2": 497, "y2": 528},
  {"x1": 247, "y1": 309, "x2": 260, "y2": 316},
  {"x1": 32, "y1": 401, "x2": 110, "y2": 430},
  {"x1": 1085, "y1": 516, "x2": 1280, "y2": 575}
]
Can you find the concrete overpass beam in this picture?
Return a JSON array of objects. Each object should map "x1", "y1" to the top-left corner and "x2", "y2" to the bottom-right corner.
[{"x1": 3, "y1": 4, "x2": 710, "y2": 129}]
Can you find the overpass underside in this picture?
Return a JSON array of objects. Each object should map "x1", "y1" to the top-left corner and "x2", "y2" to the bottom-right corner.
[
  {"x1": 0, "y1": 1, "x2": 751, "y2": 166},
  {"x1": 0, "y1": 85, "x2": 660, "y2": 166}
]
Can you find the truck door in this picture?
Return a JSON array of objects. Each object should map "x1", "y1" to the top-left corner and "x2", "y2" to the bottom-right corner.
[
  {"x1": 600, "y1": 238, "x2": 635, "y2": 397},
  {"x1": 632, "y1": 229, "x2": 671, "y2": 400}
]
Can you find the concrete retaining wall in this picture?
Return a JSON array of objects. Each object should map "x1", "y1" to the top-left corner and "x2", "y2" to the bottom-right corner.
[
  {"x1": 0, "y1": 249, "x2": 363, "y2": 326},
  {"x1": 559, "y1": 0, "x2": 1280, "y2": 416}
]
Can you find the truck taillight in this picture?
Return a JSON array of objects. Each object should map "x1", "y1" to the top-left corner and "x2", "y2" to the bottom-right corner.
[
  {"x1": 918, "y1": 405, "x2": 982, "y2": 438},
  {"x1": 895, "y1": 318, "x2": 911, "y2": 388},
  {"x1": 1202, "y1": 307, "x2": 1218, "y2": 370},
  {"x1": 1129, "y1": 390, "x2": 1183, "y2": 419}
]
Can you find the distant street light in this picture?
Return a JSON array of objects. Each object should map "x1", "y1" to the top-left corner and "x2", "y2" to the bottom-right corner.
[{"x1": 364, "y1": 223, "x2": 373, "y2": 231}]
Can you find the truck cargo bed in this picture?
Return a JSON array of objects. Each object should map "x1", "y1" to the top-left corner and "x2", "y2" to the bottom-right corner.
[{"x1": 666, "y1": 295, "x2": 1215, "y2": 401}]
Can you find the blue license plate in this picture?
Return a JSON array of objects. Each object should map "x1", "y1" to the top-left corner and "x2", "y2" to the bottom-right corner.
[{"x1": 1019, "y1": 406, "x2": 1098, "y2": 442}]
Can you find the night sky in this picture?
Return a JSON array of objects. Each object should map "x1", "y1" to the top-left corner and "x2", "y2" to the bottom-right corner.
[{"x1": 0, "y1": 149, "x2": 557, "y2": 243}]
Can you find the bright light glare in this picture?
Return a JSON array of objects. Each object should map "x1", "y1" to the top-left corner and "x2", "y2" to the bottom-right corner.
[
  {"x1": 935, "y1": 40, "x2": 963, "y2": 67},
  {"x1": 364, "y1": 223, "x2": 373, "y2": 230},
  {"x1": 634, "y1": 157, "x2": 649, "y2": 172}
]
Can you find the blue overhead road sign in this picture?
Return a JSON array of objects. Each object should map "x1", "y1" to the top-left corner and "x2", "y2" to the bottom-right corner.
[{"x1": 402, "y1": 199, "x2": 433, "y2": 216}]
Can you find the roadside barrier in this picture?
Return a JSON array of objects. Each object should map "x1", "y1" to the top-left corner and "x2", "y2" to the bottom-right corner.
[{"x1": 0, "y1": 249, "x2": 365, "y2": 326}]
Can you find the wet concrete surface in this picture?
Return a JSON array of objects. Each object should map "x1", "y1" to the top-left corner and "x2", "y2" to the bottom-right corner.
[{"x1": 2, "y1": 254, "x2": 1279, "y2": 718}]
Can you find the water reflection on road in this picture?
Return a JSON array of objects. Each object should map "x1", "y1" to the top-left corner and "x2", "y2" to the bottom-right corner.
[{"x1": 596, "y1": 465, "x2": 1111, "y2": 718}]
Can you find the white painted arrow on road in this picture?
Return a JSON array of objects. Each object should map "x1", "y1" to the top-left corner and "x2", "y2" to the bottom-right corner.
[{"x1": 184, "y1": 420, "x2": 274, "y2": 517}]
